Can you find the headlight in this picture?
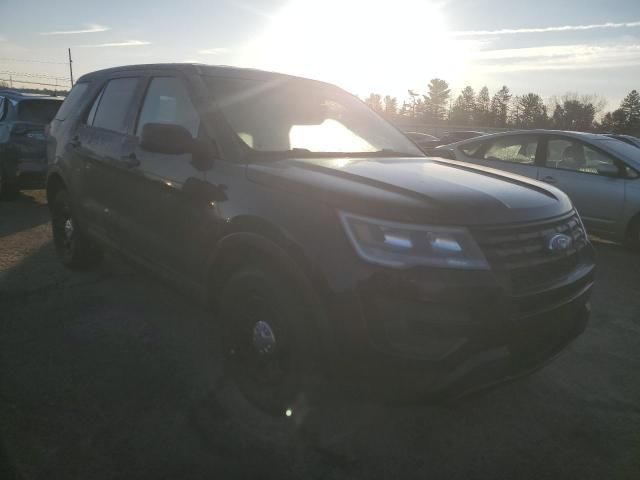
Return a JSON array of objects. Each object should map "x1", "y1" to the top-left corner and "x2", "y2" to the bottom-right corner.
[{"x1": 339, "y1": 212, "x2": 489, "y2": 270}]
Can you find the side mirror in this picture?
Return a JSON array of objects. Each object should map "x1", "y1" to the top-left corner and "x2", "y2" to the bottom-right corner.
[
  {"x1": 140, "y1": 123, "x2": 195, "y2": 155},
  {"x1": 597, "y1": 164, "x2": 621, "y2": 178}
]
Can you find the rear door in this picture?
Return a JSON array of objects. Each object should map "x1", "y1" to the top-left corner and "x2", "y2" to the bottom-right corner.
[
  {"x1": 537, "y1": 135, "x2": 626, "y2": 234},
  {"x1": 73, "y1": 76, "x2": 143, "y2": 246},
  {"x1": 457, "y1": 134, "x2": 541, "y2": 179}
]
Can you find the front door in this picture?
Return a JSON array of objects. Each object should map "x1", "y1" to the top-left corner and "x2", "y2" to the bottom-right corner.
[
  {"x1": 118, "y1": 74, "x2": 216, "y2": 280},
  {"x1": 537, "y1": 135, "x2": 626, "y2": 235}
]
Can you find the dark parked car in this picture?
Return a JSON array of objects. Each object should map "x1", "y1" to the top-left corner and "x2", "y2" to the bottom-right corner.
[
  {"x1": 438, "y1": 130, "x2": 486, "y2": 143},
  {"x1": 0, "y1": 90, "x2": 63, "y2": 198},
  {"x1": 405, "y1": 131, "x2": 440, "y2": 150},
  {"x1": 46, "y1": 64, "x2": 594, "y2": 415},
  {"x1": 407, "y1": 130, "x2": 486, "y2": 154}
]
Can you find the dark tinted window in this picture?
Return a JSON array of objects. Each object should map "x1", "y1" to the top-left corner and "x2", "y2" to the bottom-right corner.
[
  {"x1": 55, "y1": 82, "x2": 89, "y2": 120},
  {"x1": 17, "y1": 100, "x2": 63, "y2": 123},
  {"x1": 0, "y1": 96, "x2": 5, "y2": 121},
  {"x1": 136, "y1": 77, "x2": 200, "y2": 137},
  {"x1": 92, "y1": 78, "x2": 139, "y2": 133}
]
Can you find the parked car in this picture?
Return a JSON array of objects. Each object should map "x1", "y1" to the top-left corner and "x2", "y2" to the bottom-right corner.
[
  {"x1": 409, "y1": 130, "x2": 487, "y2": 154},
  {"x1": 438, "y1": 130, "x2": 486, "y2": 144},
  {"x1": 405, "y1": 131, "x2": 440, "y2": 150},
  {"x1": 46, "y1": 64, "x2": 594, "y2": 415},
  {"x1": 435, "y1": 130, "x2": 640, "y2": 247},
  {"x1": 605, "y1": 133, "x2": 640, "y2": 149},
  {"x1": 0, "y1": 90, "x2": 63, "y2": 198}
]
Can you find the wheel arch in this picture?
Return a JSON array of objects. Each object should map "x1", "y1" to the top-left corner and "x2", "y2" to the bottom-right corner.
[{"x1": 204, "y1": 215, "x2": 329, "y2": 313}]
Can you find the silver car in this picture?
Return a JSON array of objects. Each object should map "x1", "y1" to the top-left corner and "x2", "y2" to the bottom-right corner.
[{"x1": 435, "y1": 130, "x2": 640, "y2": 247}]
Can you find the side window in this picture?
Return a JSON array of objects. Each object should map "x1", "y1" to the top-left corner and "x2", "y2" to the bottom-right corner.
[
  {"x1": 86, "y1": 89, "x2": 104, "y2": 126},
  {"x1": 92, "y1": 78, "x2": 140, "y2": 133},
  {"x1": 0, "y1": 96, "x2": 5, "y2": 121},
  {"x1": 136, "y1": 77, "x2": 200, "y2": 137},
  {"x1": 55, "y1": 82, "x2": 89, "y2": 121},
  {"x1": 546, "y1": 139, "x2": 619, "y2": 175},
  {"x1": 483, "y1": 136, "x2": 538, "y2": 164}
]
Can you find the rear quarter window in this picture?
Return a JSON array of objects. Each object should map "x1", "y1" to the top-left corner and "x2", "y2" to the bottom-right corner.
[
  {"x1": 55, "y1": 82, "x2": 89, "y2": 121},
  {"x1": 460, "y1": 141, "x2": 484, "y2": 158}
]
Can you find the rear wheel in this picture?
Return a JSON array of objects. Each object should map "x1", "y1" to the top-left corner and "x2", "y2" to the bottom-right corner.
[{"x1": 51, "y1": 189, "x2": 102, "y2": 270}]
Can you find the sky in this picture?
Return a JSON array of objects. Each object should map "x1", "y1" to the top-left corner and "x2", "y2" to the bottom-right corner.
[{"x1": 1, "y1": 0, "x2": 639, "y2": 111}]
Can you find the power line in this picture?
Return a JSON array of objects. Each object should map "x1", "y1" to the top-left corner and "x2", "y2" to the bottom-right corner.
[
  {"x1": 0, "y1": 57, "x2": 68, "y2": 65},
  {"x1": 0, "y1": 77, "x2": 69, "y2": 89},
  {"x1": 0, "y1": 70, "x2": 70, "y2": 81}
]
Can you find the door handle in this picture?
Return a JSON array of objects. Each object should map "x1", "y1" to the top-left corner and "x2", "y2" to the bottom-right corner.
[
  {"x1": 541, "y1": 176, "x2": 557, "y2": 184},
  {"x1": 121, "y1": 152, "x2": 140, "y2": 168}
]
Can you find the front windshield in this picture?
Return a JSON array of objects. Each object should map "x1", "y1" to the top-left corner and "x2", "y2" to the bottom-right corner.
[{"x1": 205, "y1": 76, "x2": 423, "y2": 157}]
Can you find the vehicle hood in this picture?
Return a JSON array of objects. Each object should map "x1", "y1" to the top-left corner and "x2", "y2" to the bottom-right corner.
[{"x1": 246, "y1": 157, "x2": 572, "y2": 225}]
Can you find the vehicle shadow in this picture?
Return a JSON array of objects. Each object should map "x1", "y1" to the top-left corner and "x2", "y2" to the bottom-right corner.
[
  {"x1": 0, "y1": 190, "x2": 50, "y2": 239},
  {"x1": 1, "y1": 240, "x2": 638, "y2": 479}
]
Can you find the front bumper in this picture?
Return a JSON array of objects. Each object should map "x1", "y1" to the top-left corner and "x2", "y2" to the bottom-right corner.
[{"x1": 326, "y1": 251, "x2": 595, "y2": 400}]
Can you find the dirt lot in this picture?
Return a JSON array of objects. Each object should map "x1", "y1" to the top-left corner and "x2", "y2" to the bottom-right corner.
[{"x1": 1, "y1": 190, "x2": 639, "y2": 480}]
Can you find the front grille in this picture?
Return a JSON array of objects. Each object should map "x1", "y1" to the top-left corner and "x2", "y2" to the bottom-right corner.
[{"x1": 473, "y1": 212, "x2": 589, "y2": 294}]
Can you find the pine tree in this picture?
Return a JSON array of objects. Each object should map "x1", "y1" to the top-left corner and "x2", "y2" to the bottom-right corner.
[
  {"x1": 423, "y1": 78, "x2": 450, "y2": 122},
  {"x1": 491, "y1": 86, "x2": 512, "y2": 127}
]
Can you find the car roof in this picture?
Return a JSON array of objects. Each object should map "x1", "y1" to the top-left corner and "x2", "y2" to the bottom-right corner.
[
  {"x1": 445, "y1": 129, "x2": 640, "y2": 167},
  {"x1": 76, "y1": 63, "x2": 326, "y2": 85},
  {"x1": 448, "y1": 129, "x2": 605, "y2": 145}
]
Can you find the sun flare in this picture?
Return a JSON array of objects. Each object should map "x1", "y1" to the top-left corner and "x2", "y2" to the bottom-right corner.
[{"x1": 238, "y1": 0, "x2": 465, "y2": 97}]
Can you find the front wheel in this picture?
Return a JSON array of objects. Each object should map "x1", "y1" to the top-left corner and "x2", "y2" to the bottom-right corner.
[
  {"x1": 51, "y1": 189, "x2": 102, "y2": 270},
  {"x1": 217, "y1": 264, "x2": 320, "y2": 417}
]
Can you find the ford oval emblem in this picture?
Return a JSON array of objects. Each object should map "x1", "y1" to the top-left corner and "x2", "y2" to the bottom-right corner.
[{"x1": 547, "y1": 233, "x2": 573, "y2": 252}]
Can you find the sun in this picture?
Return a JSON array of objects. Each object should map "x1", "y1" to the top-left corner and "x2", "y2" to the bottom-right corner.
[{"x1": 238, "y1": 0, "x2": 464, "y2": 98}]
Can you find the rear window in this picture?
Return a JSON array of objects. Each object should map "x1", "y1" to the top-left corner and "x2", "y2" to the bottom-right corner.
[
  {"x1": 17, "y1": 100, "x2": 63, "y2": 124},
  {"x1": 55, "y1": 82, "x2": 89, "y2": 121},
  {"x1": 92, "y1": 78, "x2": 140, "y2": 133}
]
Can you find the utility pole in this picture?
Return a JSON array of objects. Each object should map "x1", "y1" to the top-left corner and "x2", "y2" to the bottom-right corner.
[
  {"x1": 9, "y1": 75, "x2": 13, "y2": 88},
  {"x1": 68, "y1": 48, "x2": 74, "y2": 87}
]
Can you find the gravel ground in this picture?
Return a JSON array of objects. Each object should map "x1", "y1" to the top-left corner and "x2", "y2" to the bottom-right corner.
[{"x1": 1, "y1": 190, "x2": 639, "y2": 480}]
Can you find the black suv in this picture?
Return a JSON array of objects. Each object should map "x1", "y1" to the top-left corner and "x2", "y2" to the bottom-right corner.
[
  {"x1": 0, "y1": 90, "x2": 62, "y2": 198},
  {"x1": 46, "y1": 64, "x2": 595, "y2": 414}
]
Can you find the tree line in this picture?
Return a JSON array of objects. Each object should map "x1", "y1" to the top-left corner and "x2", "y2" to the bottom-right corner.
[{"x1": 364, "y1": 79, "x2": 640, "y2": 136}]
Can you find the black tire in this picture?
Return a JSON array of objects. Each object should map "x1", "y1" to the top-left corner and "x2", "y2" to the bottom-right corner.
[
  {"x1": 51, "y1": 189, "x2": 102, "y2": 270},
  {"x1": 216, "y1": 264, "x2": 320, "y2": 417},
  {"x1": 0, "y1": 166, "x2": 19, "y2": 200}
]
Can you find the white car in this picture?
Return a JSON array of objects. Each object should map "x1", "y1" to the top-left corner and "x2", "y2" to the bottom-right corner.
[{"x1": 435, "y1": 130, "x2": 640, "y2": 247}]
